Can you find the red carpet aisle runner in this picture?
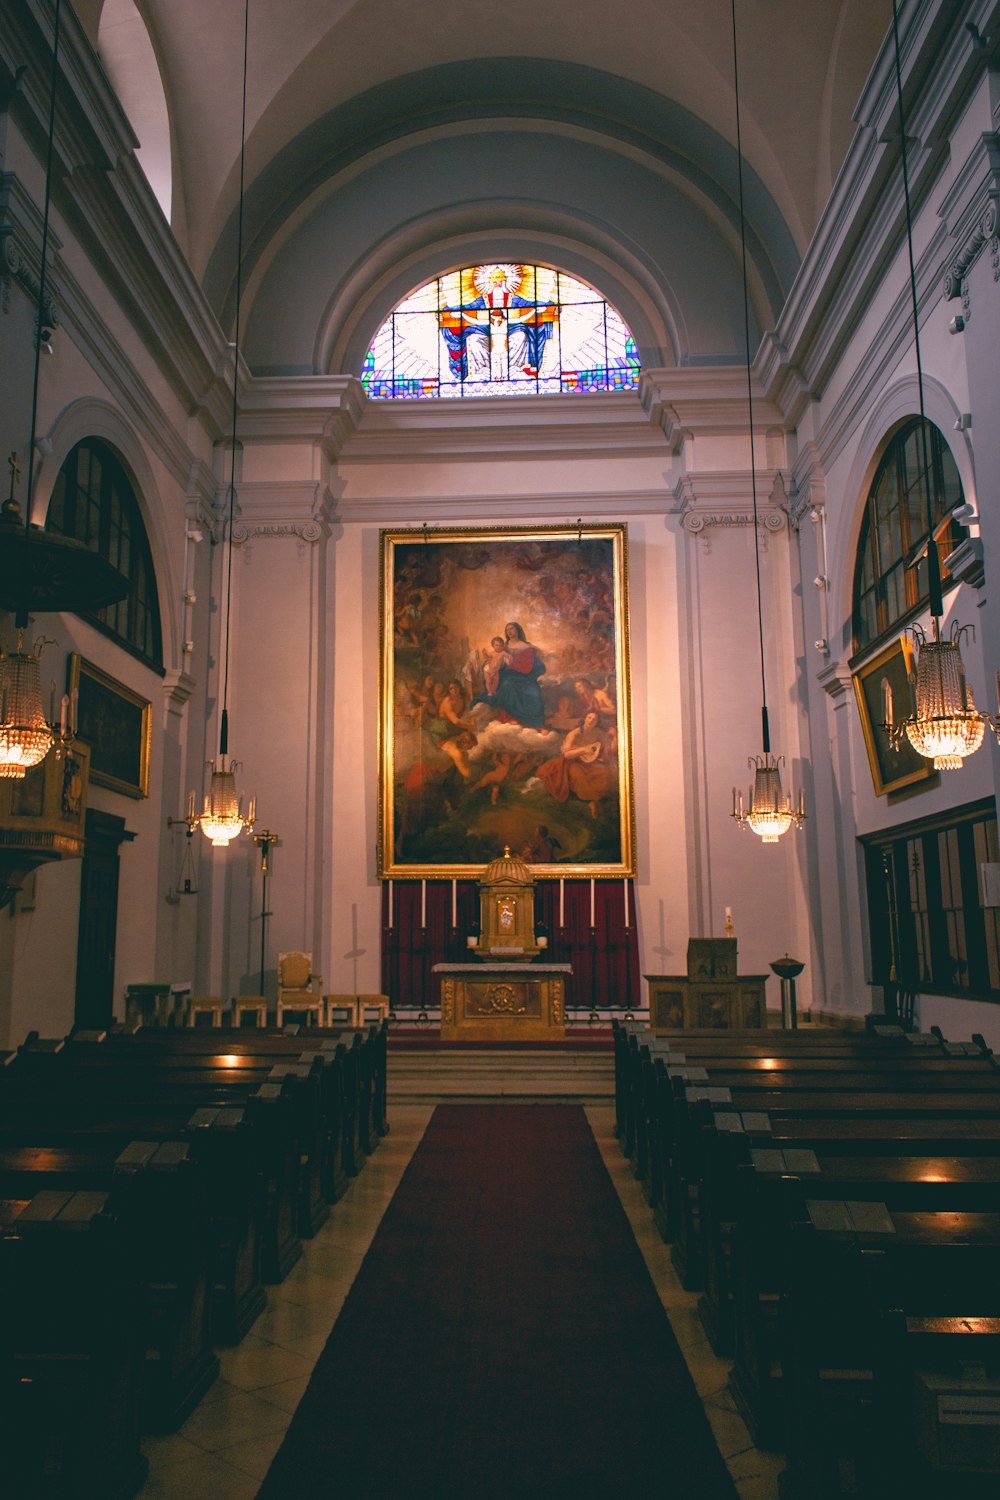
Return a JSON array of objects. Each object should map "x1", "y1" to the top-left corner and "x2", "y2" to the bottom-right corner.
[{"x1": 256, "y1": 1105, "x2": 737, "y2": 1500}]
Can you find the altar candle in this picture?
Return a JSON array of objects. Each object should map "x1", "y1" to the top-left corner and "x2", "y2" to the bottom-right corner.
[
  {"x1": 420, "y1": 878, "x2": 426, "y2": 928},
  {"x1": 559, "y1": 877, "x2": 564, "y2": 927},
  {"x1": 187, "y1": 789, "x2": 195, "y2": 822},
  {"x1": 725, "y1": 905, "x2": 732, "y2": 925},
  {"x1": 623, "y1": 877, "x2": 629, "y2": 929},
  {"x1": 59, "y1": 693, "x2": 68, "y2": 736},
  {"x1": 451, "y1": 878, "x2": 457, "y2": 928},
  {"x1": 590, "y1": 878, "x2": 595, "y2": 929},
  {"x1": 388, "y1": 878, "x2": 393, "y2": 930}
]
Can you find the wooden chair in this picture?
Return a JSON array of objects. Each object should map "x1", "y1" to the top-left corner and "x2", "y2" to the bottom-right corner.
[
  {"x1": 356, "y1": 993, "x2": 391, "y2": 1027},
  {"x1": 232, "y1": 995, "x2": 269, "y2": 1028},
  {"x1": 323, "y1": 994, "x2": 357, "y2": 1028},
  {"x1": 187, "y1": 995, "x2": 224, "y2": 1028},
  {"x1": 276, "y1": 952, "x2": 323, "y2": 1027},
  {"x1": 124, "y1": 982, "x2": 171, "y2": 1029}
]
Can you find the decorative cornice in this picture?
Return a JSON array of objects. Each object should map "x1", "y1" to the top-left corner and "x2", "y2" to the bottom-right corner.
[
  {"x1": 162, "y1": 670, "x2": 197, "y2": 717},
  {"x1": 640, "y1": 366, "x2": 784, "y2": 455},
  {"x1": 817, "y1": 659, "x2": 853, "y2": 702},
  {"x1": 944, "y1": 535, "x2": 986, "y2": 590},
  {"x1": 238, "y1": 375, "x2": 367, "y2": 460}
]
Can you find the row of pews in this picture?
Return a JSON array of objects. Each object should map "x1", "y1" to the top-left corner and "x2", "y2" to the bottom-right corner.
[
  {"x1": 0, "y1": 1018, "x2": 388, "y2": 1499},
  {"x1": 613, "y1": 1018, "x2": 1000, "y2": 1499}
]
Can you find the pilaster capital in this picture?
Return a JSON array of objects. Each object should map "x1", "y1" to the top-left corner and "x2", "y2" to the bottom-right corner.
[
  {"x1": 787, "y1": 441, "x2": 828, "y2": 530},
  {"x1": 673, "y1": 469, "x2": 789, "y2": 535},
  {"x1": 939, "y1": 133, "x2": 1000, "y2": 315},
  {"x1": 0, "y1": 171, "x2": 61, "y2": 326},
  {"x1": 230, "y1": 481, "x2": 335, "y2": 545}
]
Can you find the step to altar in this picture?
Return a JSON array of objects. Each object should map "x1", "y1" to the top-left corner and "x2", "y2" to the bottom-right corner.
[{"x1": 387, "y1": 1047, "x2": 614, "y2": 1104}]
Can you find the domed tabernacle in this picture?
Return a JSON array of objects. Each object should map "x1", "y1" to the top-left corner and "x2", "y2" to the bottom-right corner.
[{"x1": 482, "y1": 846, "x2": 532, "y2": 887}]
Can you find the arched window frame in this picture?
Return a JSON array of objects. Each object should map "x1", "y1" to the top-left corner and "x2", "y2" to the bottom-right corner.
[
  {"x1": 362, "y1": 261, "x2": 641, "y2": 400},
  {"x1": 46, "y1": 438, "x2": 164, "y2": 672},
  {"x1": 852, "y1": 418, "x2": 966, "y2": 655}
]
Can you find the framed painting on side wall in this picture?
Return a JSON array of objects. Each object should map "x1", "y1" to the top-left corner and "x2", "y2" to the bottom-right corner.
[
  {"x1": 853, "y1": 636, "x2": 936, "y2": 797},
  {"x1": 68, "y1": 655, "x2": 151, "y2": 799},
  {"x1": 379, "y1": 523, "x2": 635, "y2": 877}
]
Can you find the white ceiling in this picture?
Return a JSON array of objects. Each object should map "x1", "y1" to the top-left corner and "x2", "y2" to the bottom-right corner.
[{"x1": 70, "y1": 0, "x2": 893, "y2": 370}]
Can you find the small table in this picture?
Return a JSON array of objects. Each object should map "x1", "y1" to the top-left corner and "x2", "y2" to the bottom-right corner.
[{"x1": 434, "y1": 963, "x2": 571, "y2": 1041}]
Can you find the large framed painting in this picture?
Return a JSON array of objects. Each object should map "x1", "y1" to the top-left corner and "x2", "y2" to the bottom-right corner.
[
  {"x1": 68, "y1": 655, "x2": 151, "y2": 799},
  {"x1": 852, "y1": 636, "x2": 935, "y2": 797},
  {"x1": 379, "y1": 524, "x2": 635, "y2": 877}
]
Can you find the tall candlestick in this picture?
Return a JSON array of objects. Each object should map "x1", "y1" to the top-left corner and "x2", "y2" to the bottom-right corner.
[
  {"x1": 421, "y1": 878, "x2": 426, "y2": 928},
  {"x1": 187, "y1": 789, "x2": 195, "y2": 821},
  {"x1": 590, "y1": 877, "x2": 595, "y2": 929},
  {"x1": 623, "y1": 877, "x2": 629, "y2": 929},
  {"x1": 451, "y1": 878, "x2": 457, "y2": 928},
  {"x1": 388, "y1": 878, "x2": 393, "y2": 930},
  {"x1": 559, "y1": 877, "x2": 564, "y2": 928},
  {"x1": 59, "y1": 693, "x2": 68, "y2": 737}
]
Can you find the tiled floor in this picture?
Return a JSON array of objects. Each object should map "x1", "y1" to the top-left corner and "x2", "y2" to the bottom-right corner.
[
  {"x1": 137, "y1": 1101, "x2": 781, "y2": 1499},
  {"x1": 587, "y1": 1104, "x2": 783, "y2": 1500},
  {"x1": 136, "y1": 1104, "x2": 435, "y2": 1498}
]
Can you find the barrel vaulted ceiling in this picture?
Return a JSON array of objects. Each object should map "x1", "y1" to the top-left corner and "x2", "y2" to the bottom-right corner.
[{"x1": 72, "y1": 0, "x2": 891, "y2": 373}]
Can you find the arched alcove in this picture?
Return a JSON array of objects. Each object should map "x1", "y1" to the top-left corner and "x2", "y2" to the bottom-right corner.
[{"x1": 97, "y1": 0, "x2": 172, "y2": 221}]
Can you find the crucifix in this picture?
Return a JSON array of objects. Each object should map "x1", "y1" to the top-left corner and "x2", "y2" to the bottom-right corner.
[{"x1": 7, "y1": 451, "x2": 21, "y2": 503}]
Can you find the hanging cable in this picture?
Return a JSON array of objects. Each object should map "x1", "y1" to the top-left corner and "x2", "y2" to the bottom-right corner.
[
  {"x1": 890, "y1": 0, "x2": 943, "y2": 620},
  {"x1": 219, "y1": 0, "x2": 251, "y2": 760},
  {"x1": 730, "y1": 0, "x2": 769, "y2": 753},
  {"x1": 24, "y1": 0, "x2": 63, "y2": 519}
]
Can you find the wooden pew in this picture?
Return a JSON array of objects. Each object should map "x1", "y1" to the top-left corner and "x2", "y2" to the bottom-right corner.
[
  {"x1": 777, "y1": 1205, "x2": 1000, "y2": 1497},
  {"x1": 724, "y1": 1157, "x2": 1000, "y2": 1449},
  {"x1": 698, "y1": 1112, "x2": 1000, "y2": 1357},
  {"x1": 667, "y1": 1071, "x2": 1000, "y2": 1289},
  {"x1": 0, "y1": 1136, "x2": 220, "y2": 1432},
  {"x1": 0, "y1": 1189, "x2": 149, "y2": 1499},
  {"x1": 15, "y1": 1040, "x2": 332, "y2": 1241},
  {"x1": 0, "y1": 1064, "x2": 300, "y2": 1294}
]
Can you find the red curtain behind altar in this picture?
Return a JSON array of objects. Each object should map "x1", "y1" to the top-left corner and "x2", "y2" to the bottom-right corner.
[{"x1": 380, "y1": 878, "x2": 640, "y2": 1011}]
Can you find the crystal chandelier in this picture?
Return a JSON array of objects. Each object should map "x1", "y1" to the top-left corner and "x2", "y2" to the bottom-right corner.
[
  {"x1": 197, "y1": 760, "x2": 255, "y2": 847},
  {"x1": 0, "y1": 633, "x2": 71, "y2": 778},
  {"x1": 734, "y1": 756, "x2": 806, "y2": 843},
  {"x1": 884, "y1": 621, "x2": 986, "y2": 771},
  {"x1": 727, "y1": 0, "x2": 806, "y2": 845},
  {"x1": 187, "y1": 0, "x2": 257, "y2": 847}
]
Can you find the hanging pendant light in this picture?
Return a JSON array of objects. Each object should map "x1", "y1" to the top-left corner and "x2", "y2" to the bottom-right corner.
[
  {"x1": 727, "y1": 0, "x2": 805, "y2": 844},
  {"x1": 881, "y1": 0, "x2": 997, "y2": 771},
  {"x1": 0, "y1": 632, "x2": 57, "y2": 777},
  {"x1": 188, "y1": 0, "x2": 256, "y2": 847}
]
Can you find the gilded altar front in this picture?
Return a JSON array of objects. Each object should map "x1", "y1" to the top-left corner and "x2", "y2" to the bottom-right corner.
[{"x1": 434, "y1": 963, "x2": 570, "y2": 1041}]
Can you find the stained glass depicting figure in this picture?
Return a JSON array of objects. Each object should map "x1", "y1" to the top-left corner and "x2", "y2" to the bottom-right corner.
[{"x1": 363, "y1": 263, "x2": 640, "y2": 399}]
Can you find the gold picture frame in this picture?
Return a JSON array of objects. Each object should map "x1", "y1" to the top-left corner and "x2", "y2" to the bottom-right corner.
[
  {"x1": 852, "y1": 636, "x2": 935, "y2": 797},
  {"x1": 379, "y1": 523, "x2": 635, "y2": 877},
  {"x1": 68, "y1": 655, "x2": 151, "y2": 799}
]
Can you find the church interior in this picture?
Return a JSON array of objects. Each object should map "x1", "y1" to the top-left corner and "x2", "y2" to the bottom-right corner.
[{"x1": 4, "y1": 0, "x2": 1000, "y2": 1496}]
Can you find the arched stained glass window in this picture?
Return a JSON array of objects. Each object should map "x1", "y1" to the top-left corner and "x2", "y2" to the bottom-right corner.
[
  {"x1": 852, "y1": 418, "x2": 966, "y2": 653},
  {"x1": 363, "y1": 262, "x2": 640, "y2": 399},
  {"x1": 46, "y1": 438, "x2": 163, "y2": 670}
]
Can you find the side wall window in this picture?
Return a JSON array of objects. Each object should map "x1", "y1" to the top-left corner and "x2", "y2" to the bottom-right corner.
[
  {"x1": 852, "y1": 418, "x2": 965, "y2": 653},
  {"x1": 47, "y1": 438, "x2": 163, "y2": 670},
  {"x1": 863, "y1": 801, "x2": 1000, "y2": 1001}
]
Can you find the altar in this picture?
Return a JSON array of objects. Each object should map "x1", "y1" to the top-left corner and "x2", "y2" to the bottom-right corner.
[{"x1": 434, "y1": 963, "x2": 571, "y2": 1042}]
